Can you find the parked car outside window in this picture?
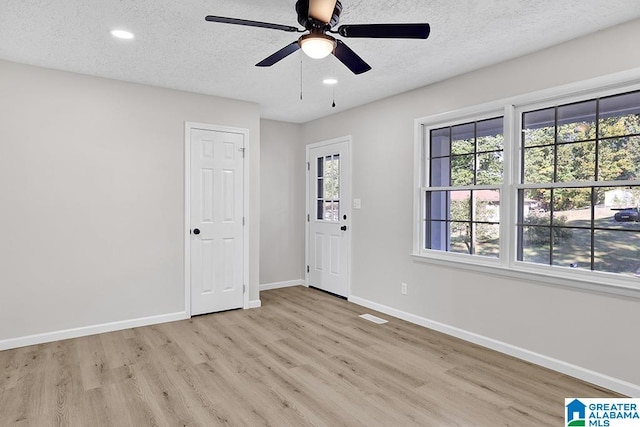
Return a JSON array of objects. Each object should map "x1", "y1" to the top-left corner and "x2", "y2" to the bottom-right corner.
[{"x1": 613, "y1": 208, "x2": 640, "y2": 222}]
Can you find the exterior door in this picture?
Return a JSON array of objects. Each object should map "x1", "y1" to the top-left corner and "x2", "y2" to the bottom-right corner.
[
  {"x1": 307, "y1": 138, "x2": 351, "y2": 297},
  {"x1": 190, "y1": 127, "x2": 244, "y2": 315}
]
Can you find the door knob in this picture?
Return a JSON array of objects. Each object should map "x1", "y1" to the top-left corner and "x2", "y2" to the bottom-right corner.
[
  {"x1": 340, "y1": 225, "x2": 347, "y2": 231},
  {"x1": 193, "y1": 228, "x2": 201, "y2": 235}
]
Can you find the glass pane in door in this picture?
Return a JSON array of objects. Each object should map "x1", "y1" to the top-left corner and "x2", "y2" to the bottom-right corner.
[{"x1": 316, "y1": 154, "x2": 340, "y2": 222}]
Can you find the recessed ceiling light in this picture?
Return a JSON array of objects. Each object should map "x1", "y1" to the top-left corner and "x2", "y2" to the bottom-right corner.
[
  {"x1": 111, "y1": 29, "x2": 134, "y2": 40},
  {"x1": 323, "y1": 78, "x2": 338, "y2": 85}
]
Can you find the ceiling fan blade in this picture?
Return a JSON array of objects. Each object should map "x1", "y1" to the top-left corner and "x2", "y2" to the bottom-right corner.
[
  {"x1": 333, "y1": 40, "x2": 371, "y2": 75},
  {"x1": 337, "y1": 23, "x2": 430, "y2": 39},
  {"x1": 205, "y1": 16, "x2": 300, "y2": 33},
  {"x1": 309, "y1": 0, "x2": 338, "y2": 24},
  {"x1": 256, "y1": 41, "x2": 301, "y2": 67}
]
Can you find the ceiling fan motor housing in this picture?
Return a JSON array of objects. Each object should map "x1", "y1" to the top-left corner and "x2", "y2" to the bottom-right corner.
[{"x1": 296, "y1": 0, "x2": 342, "y2": 29}]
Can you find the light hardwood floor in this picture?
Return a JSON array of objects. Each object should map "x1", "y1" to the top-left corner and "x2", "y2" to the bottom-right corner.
[{"x1": 0, "y1": 286, "x2": 621, "y2": 426}]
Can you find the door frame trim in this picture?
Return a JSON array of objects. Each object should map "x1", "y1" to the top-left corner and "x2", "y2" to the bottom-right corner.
[
  {"x1": 184, "y1": 121, "x2": 250, "y2": 317},
  {"x1": 305, "y1": 135, "x2": 353, "y2": 298}
]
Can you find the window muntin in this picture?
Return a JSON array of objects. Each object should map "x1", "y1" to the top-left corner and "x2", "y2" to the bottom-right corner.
[
  {"x1": 517, "y1": 90, "x2": 640, "y2": 277},
  {"x1": 424, "y1": 117, "x2": 504, "y2": 257}
]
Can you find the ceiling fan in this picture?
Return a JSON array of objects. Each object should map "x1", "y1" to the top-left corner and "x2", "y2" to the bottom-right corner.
[{"x1": 205, "y1": 0, "x2": 431, "y2": 75}]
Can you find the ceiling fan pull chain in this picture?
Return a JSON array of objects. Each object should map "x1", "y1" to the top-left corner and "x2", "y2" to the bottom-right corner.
[
  {"x1": 331, "y1": 59, "x2": 336, "y2": 107},
  {"x1": 300, "y1": 54, "x2": 304, "y2": 100}
]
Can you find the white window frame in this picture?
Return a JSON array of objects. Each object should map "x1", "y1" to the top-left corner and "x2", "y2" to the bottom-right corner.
[
  {"x1": 415, "y1": 106, "x2": 509, "y2": 263},
  {"x1": 413, "y1": 70, "x2": 640, "y2": 299}
]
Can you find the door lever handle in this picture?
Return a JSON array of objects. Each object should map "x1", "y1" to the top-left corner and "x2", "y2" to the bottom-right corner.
[{"x1": 340, "y1": 225, "x2": 347, "y2": 231}]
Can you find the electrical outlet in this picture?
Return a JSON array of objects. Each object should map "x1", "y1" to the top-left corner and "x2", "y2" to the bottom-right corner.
[{"x1": 401, "y1": 282, "x2": 407, "y2": 295}]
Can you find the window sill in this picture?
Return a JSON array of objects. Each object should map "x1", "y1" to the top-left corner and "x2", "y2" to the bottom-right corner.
[{"x1": 411, "y1": 252, "x2": 640, "y2": 300}]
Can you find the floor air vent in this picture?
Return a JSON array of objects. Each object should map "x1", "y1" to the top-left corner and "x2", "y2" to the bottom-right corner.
[{"x1": 359, "y1": 314, "x2": 388, "y2": 324}]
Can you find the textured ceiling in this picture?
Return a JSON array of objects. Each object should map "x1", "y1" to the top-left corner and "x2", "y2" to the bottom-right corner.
[{"x1": 1, "y1": 1, "x2": 639, "y2": 123}]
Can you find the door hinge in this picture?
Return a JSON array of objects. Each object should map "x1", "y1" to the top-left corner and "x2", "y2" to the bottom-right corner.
[
  {"x1": 240, "y1": 147, "x2": 246, "y2": 158},
  {"x1": 307, "y1": 265, "x2": 310, "y2": 273},
  {"x1": 307, "y1": 162, "x2": 310, "y2": 171},
  {"x1": 242, "y1": 217, "x2": 245, "y2": 226},
  {"x1": 243, "y1": 285, "x2": 245, "y2": 293},
  {"x1": 307, "y1": 214, "x2": 309, "y2": 222}
]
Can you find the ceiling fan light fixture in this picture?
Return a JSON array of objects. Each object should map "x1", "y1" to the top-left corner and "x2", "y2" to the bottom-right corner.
[{"x1": 299, "y1": 33, "x2": 336, "y2": 59}]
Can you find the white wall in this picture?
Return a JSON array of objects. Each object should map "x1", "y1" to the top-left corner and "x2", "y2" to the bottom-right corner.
[
  {"x1": 300, "y1": 19, "x2": 640, "y2": 392},
  {"x1": 259, "y1": 120, "x2": 305, "y2": 286},
  {"x1": 0, "y1": 60, "x2": 261, "y2": 345}
]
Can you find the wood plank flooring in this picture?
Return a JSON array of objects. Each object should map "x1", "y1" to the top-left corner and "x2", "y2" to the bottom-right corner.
[{"x1": 0, "y1": 286, "x2": 621, "y2": 426}]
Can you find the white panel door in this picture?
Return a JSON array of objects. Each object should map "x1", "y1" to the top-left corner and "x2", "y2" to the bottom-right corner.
[
  {"x1": 190, "y1": 128, "x2": 244, "y2": 315},
  {"x1": 307, "y1": 139, "x2": 351, "y2": 297}
]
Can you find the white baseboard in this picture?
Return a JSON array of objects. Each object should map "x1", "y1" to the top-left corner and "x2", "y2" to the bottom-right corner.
[
  {"x1": 2, "y1": 299, "x2": 263, "y2": 351},
  {"x1": 0, "y1": 312, "x2": 188, "y2": 351},
  {"x1": 348, "y1": 295, "x2": 640, "y2": 397},
  {"x1": 259, "y1": 279, "x2": 305, "y2": 291}
]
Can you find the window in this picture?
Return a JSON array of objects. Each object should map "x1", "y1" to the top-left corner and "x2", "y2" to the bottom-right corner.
[
  {"x1": 316, "y1": 154, "x2": 340, "y2": 221},
  {"x1": 423, "y1": 116, "x2": 504, "y2": 257},
  {"x1": 518, "y1": 90, "x2": 640, "y2": 277},
  {"x1": 415, "y1": 80, "x2": 640, "y2": 294}
]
